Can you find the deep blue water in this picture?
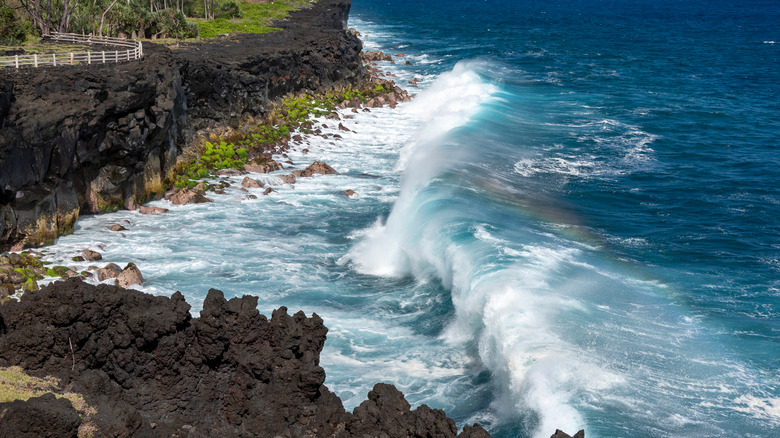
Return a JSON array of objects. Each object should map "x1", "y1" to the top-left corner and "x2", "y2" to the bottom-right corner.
[
  {"x1": 347, "y1": 0, "x2": 780, "y2": 436},
  {"x1": 38, "y1": 0, "x2": 779, "y2": 437}
]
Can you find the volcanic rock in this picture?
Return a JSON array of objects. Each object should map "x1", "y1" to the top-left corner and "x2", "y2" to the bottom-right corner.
[
  {"x1": 139, "y1": 205, "x2": 169, "y2": 215},
  {"x1": 97, "y1": 263, "x2": 122, "y2": 281},
  {"x1": 114, "y1": 262, "x2": 143, "y2": 287},
  {"x1": 81, "y1": 249, "x2": 102, "y2": 262},
  {"x1": 169, "y1": 189, "x2": 212, "y2": 205},
  {"x1": 293, "y1": 161, "x2": 338, "y2": 178},
  {"x1": 241, "y1": 176, "x2": 264, "y2": 188},
  {"x1": 0, "y1": 279, "x2": 491, "y2": 438},
  {"x1": 0, "y1": 393, "x2": 82, "y2": 438}
]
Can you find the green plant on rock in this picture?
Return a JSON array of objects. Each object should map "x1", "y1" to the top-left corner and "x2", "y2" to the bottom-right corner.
[{"x1": 44, "y1": 266, "x2": 72, "y2": 278}]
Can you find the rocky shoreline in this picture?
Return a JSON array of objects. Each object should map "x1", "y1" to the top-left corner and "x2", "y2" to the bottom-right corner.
[
  {"x1": 0, "y1": 2, "x2": 586, "y2": 437},
  {"x1": 0, "y1": 0, "x2": 367, "y2": 252},
  {"x1": 0, "y1": 278, "x2": 491, "y2": 437}
]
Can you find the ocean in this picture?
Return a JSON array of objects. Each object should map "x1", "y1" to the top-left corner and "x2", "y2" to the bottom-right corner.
[{"x1": 38, "y1": 0, "x2": 779, "y2": 436}]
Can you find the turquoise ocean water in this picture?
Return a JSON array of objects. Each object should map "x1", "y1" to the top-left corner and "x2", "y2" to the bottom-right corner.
[{"x1": 39, "y1": 0, "x2": 779, "y2": 436}]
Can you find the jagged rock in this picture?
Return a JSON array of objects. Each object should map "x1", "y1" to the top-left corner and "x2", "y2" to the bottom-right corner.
[
  {"x1": 263, "y1": 188, "x2": 275, "y2": 196},
  {"x1": 97, "y1": 263, "x2": 122, "y2": 281},
  {"x1": 345, "y1": 189, "x2": 357, "y2": 197},
  {"x1": 338, "y1": 122, "x2": 351, "y2": 131},
  {"x1": 109, "y1": 224, "x2": 126, "y2": 232},
  {"x1": 115, "y1": 262, "x2": 143, "y2": 288},
  {"x1": 293, "y1": 161, "x2": 338, "y2": 178},
  {"x1": 139, "y1": 206, "x2": 169, "y2": 215},
  {"x1": 170, "y1": 189, "x2": 212, "y2": 205},
  {"x1": 551, "y1": 429, "x2": 585, "y2": 438},
  {"x1": 0, "y1": 393, "x2": 82, "y2": 438},
  {"x1": 0, "y1": 279, "x2": 492, "y2": 438},
  {"x1": 241, "y1": 177, "x2": 264, "y2": 188},
  {"x1": 81, "y1": 249, "x2": 102, "y2": 262}
]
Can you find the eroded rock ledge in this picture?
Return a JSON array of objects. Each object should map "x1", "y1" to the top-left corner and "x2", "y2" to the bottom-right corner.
[{"x1": 0, "y1": 278, "x2": 490, "y2": 437}]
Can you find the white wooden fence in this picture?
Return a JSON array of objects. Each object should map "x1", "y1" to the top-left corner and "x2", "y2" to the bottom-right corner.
[{"x1": 0, "y1": 32, "x2": 143, "y2": 69}]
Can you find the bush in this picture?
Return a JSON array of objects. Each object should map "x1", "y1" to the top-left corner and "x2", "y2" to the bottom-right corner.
[
  {"x1": 216, "y1": 1, "x2": 243, "y2": 19},
  {"x1": 0, "y1": 8, "x2": 27, "y2": 45}
]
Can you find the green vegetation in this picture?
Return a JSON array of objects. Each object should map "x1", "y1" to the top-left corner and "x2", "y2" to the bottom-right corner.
[
  {"x1": 0, "y1": 0, "x2": 317, "y2": 48},
  {"x1": 171, "y1": 84, "x2": 390, "y2": 189},
  {"x1": 196, "y1": 1, "x2": 312, "y2": 38}
]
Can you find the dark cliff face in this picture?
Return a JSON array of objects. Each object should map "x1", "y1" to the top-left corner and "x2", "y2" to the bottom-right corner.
[
  {"x1": 0, "y1": 0, "x2": 366, "y2": 251},
  {"x1": 0, "y1": 43, "x2": 185, "y2": 249},
  {"x1": 0, "y1": 278, "x2": 491, "y2": 438}
]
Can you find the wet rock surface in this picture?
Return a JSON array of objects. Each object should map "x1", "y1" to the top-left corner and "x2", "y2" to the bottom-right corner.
[{"x1": 0, "y1": 278, "x2": 490, "y2": 437}]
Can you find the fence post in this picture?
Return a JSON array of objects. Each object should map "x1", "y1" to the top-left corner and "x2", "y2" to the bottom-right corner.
[
  {"x1": 102, "y1": 51, "x2": 106, "y2": 63},
  {"x1": 15, "y1": 55, "x2": 18, "y2": 68},
  {"x1": 126, "y1": 50, "x2": 130, "y2": 61},
  {"x1": 87, "y1": 52, "x2": 91, "y2": 64},
  {"x1": 34, "y1": 54, "x2": 38, "y2": 68},
  {"x1": 53, "y1": 53, "x2": 56, "y2": 66},
  {"x1": 70, "y1": 53, "x2": 74, "y2": 65}
]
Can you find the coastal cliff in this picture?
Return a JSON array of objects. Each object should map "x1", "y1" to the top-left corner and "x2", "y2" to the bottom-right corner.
[
  {"x1": 0, "y1": 278, "x2": 491, "y2": 437},
  {"x1": 0, "y1": 0, "x2": 366, "y2": 251}
]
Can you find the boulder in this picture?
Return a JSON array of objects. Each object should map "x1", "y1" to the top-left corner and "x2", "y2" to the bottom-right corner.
[
  {"x1": 263, "y1": 188, "x2": 275, "y2": 196},
  {"x1": 215, "y1": 168, "x2": 245, "y2": 176},
  {"x1": 81, "y1": 249, "x2": 102, "y2": 262},
  {"x1": 551, "y1": 430, "x2": 585, "y2": 438},
  {"x1": 0, "y1": 393, "x2": 82, "y2": 438},
  {"x1": 170, "y1": 189, "x2": 212, "y2": 205},
  {"x1": 241, "y1": 177, "x2": 264, "y2": 189},
  {"x1": 98, "y1": 263, "x2": 123, "y2": 281},
  {"x1": 278, "y1": 174, "x2": 296, "y2": 184},
  {"x1": 243, "y1": 159, "x2": 281, "y2": 174},
  {"x1": 344, "y1": 190, "x2": 357, "y2": 197},
  {"x1": 109, "y1": 224, "x2": 126, "y2": 232},
  {"x1": 115, "y1": 262, "x2": 143, "y2": 288},
  {"x1": 139, "y1": 206, "x2": 169, "y2": 215},
  {"x1": 293, "y1": 161, "x2": 338, "y2": 178}
]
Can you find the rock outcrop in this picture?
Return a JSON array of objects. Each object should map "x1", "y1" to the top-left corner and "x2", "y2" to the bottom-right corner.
[
  {"x1": 0, "y1": 278, "x2": 490, "y2": 437},
  {"x1": 0, "y1": 0, "x2": 367, "y2": 251}
]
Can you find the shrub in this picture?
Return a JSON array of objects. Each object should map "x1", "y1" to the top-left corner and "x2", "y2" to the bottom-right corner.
[{"x1": 0, "y1": 7, "x2": 27, "y2": 45}]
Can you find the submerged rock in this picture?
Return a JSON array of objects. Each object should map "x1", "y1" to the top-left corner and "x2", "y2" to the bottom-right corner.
[
  {"x1": 139, "y1": 205, "x2": 169, "y2": 215},
  {"x1": 241, "y1": 177, "x2": 264, "y2": 189}
]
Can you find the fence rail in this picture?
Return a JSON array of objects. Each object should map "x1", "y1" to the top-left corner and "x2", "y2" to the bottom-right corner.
[{"x1": 0, "y1": 32, "x2": 143, "y2": 69}]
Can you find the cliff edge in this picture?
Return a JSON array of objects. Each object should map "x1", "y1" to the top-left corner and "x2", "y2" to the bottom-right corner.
[{"x1": 0, "y1": 0, "x2": 367, "y2": 251}]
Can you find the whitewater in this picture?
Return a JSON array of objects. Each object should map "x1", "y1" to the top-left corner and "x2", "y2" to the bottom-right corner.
[{"x1": 36, "y1": 0, "x2": 780, "y2": 437}]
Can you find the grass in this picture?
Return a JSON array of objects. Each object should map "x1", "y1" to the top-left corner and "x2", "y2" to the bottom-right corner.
[
  {"x1": 0, "y1": 37, "x2": 96, "y2": 54},
  {"x1": 195, "y1": 0, "x2": 316, "y2": 38},
  {"x1": 0, "y1": 366, "x2": 96, "y2": 415}
]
